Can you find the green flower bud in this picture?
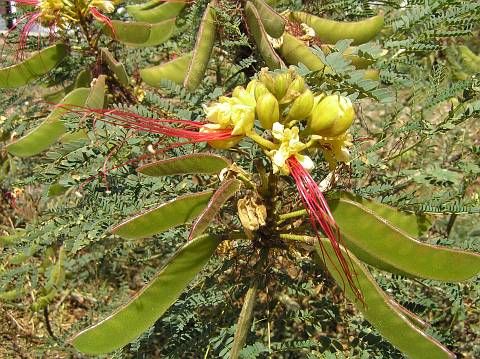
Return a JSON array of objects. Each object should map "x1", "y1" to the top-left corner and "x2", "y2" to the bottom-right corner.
[
  {"x1": 280, "y1": 76, "x2": 306, "y2": 104},
  {"x1": 232, "y1": 86, "x2": 256, "y2": 107},
  {"x1": 246, "y1": 79, "x2": 257, "y2": 96},
  {"x1": 272, "y1": 72, "x2": 290, "y2": 100},
  {"x1": 201, "y1": 127, "x2": 243, "y2": 149},
  {"x1": 308, "y1": 95, "x2": 355, "y2": 136},
  {"x1": 288, "y1": 76, "x2": 305, "y2": 95},
  {"x1": 208, "y1": 137, "x2": 242, "y2": 149},
  {"x1": 259, "y1": 68, "x2": 276, "y2": 94},
  {"x1": 287, "y1": 89, "x2": 314, "y2": 122},
  {"x1": 256, "y1": 92, "x2": 280, "y2": 129},
  {"x1": 254, "y1": 82, "x2": 269, "y2": 100},
  {"x1": 232, "y1": 86, "x2": 245, "y2": 98}
]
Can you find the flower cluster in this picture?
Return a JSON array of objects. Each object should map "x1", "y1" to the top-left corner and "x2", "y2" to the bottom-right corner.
[
  {"x1": 202, "y1": 67, "x2": 356, "y2": 173},
  {"x1": 7, "y1": 0, "x2": 116, "y2": 55}
]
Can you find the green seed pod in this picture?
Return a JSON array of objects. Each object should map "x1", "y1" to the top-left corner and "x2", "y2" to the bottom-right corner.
[
  {"x1": 256, "y1": 92, "x2": 280, "y2": 129},
  {"x1": 308, "y1": 95, "x2": 355, "y2": 136},
  {"x1": 287, "y1": 89, "x2": 314, "y2": 121},
  {"x1": 290, "y1": 11, "x2": 384, "y2": 46}
]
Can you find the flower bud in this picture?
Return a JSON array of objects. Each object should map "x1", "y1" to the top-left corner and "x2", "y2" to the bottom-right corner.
[
  {"x1": 288, "y1": 76, "x2": 305, "y2": 95},
  {"x1": 201, "y1": 127, "x2": 243, "y2": 149},
  {"x1": 287, "y1": 89, "x2": 314, "y2": 122},
  {"x1": 254, "y1": 82, "x2": 269, "y2": 100},
  {"x1": 208, "y1": 137, "x2": 242, "y2": 149},
  {"x1": 272, "y1": 72, "x2": 290, "y2": 100},
  {"x1": 259, "y1": 68, "x2": 276, "y2": 94},
  {"x1": 232, "y1": 86, "x2": 255, "y2": 107},
  {"x1": 280, "y1": 76, "x2": 306, "y2": 104},
  {"x1": 308, "y1": 95, "x2": 355, "y2": 136},
  {"x1": 256, "y1": 92, "x2": 280, "y2": 129},
  {"x1": 246, "y1": 79, "x2": 257, "y2": 96},
  {"x1": 232, "y1": 86, "x2": 245, "y2": 98}
]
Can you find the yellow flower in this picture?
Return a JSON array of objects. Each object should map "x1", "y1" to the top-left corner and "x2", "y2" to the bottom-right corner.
[
  {"x1": 268, "y1": 122, "x2": 314, "y2": 175},
  {"x1": 91, "y1": 0, "x2": 115, "y2": 13},
  {"x1": 203, "y1": 95, "x2": 255, "y2": 136},
  {"x1": 317, "y1": 132, "x2": 353, "y2": 169}
]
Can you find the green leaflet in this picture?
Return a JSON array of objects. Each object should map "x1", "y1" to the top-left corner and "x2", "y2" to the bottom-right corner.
[
  {"x1": 105, "y1": 19, "x2": 176, "y2": 47},
  {"x1": 290, "y1": 12, "x2": 384, "y2": 46},
  {"x1": 0, "y1": 44, "x2": 67, "y2": 88},
  {"x1": 190, "y1": 179, "x2": 242, "y2": 239},
  {"x1": 100, "y1": 48, "x2": 129, "y2": 86},
  {"x1": 313, "y1": 240, "x2": 455, "y2": 359},
  {"x1": 230, "y1": 281, "x2": 258, "y2": 359},
  {"x1": 47, "y1": 183, "x2": 68, "y2": 197},
  {"x1": 138, "y1": 153, "x2": 230, "y2": 176},
  {"x1": 7, "y1": 88, "x2": 90, "y2": 157},
  {"x1": 140, "y1": 53, "x2": 192, "y2": 87},
  {"x1": 245, "y1": 1, "x2": 285, "y2": 70},
  {"x1": 127, "y1": 1, "x2": 185, "y2": 23},
  {"x1": 112, "y1": 191, "x2": 213, "y2": 239},
  {"x1": 71, "y1": 234, "x2": 221, "y2": 354},
  {"x1": 278, "y1": 34, "x2": 327, "y2": 72},
  {"x1": 183, "y1": 2, "x2": 216, "y2": 91},
  {"x1": 329, "y1": 196, "x2": 480, "y2": 281},
  {"x1": 250, "y1": 0, "x2": 285, "y2": 38}
]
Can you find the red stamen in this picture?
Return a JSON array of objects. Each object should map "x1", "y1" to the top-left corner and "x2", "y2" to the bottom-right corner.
[
  {"x1": 11, "y1": 0, "x2": 40, "y2": 5},
  {"x1": 58, "y1": 105, "x2": 236, "y2": 142},
  {"x1": 55, "y1": 105, "x2": 238, "y2": 189},
  {"x1": 89, "y1": 7, "x2": 117, "y2": 39},
  {"x1": 287, "y1": 156, "x2": 364, "y2": 303}
]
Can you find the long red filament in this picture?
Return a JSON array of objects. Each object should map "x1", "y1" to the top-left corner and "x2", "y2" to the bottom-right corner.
[
  {"x1": 58, "y1": 105, "x2": 237, "y2": 188},
  {"x1": 89, "y1": 7, "x2": 117, "y2": 39},
  {"x1": 287, "y1": 156, "x2": 363, "y2": 303},
  {"x1": 60, "y1": 105, "x2": 235, "y2": 142}
]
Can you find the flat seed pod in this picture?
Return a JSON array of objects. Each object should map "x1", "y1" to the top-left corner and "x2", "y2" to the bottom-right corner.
[
  {"x1": 7, "y1": 88, "x2": 90, "y2": 157},
  {"x1": 329, "y1": 196, "x2": 480, "y2": 281},
  {"x1": 190, "y1": 179, "x2": 242, "y2": 239},
  {"x1": 85, "y1": 74, "x2": 106, "y2": 109},
  {"x1": 250, "y1": 0, "x2": 285, "y2": 38},
  {"x1": 127, "y1": 1, "x2": 185, "y2": 24},
  {"x1": 105, "y1": 19, "x2": 176, "y2": 47},
  {"x1": 334, "y1": 192, "x2": 430, "y2": 237},
  {"x1": 313, "y1": 240, "x2": 456, "y2": 359},
  {"x1": 183, "y1": 2, "x2": 216, "y2": 91},
  {"x1": 71, "y1": 234, "x2": 221, "y2": 354},
  {"x1": 230, "y1": 281, "x2": 258, "y2": 359},
  {"x1": 290, "y1": 11, "x2": 384, "y2": 45},
  {"x1": 100, "y1": 48, "x2": 129, "y2": 86},
  {"x1": 0, "y1": 44, "x2": 67, "y2": 88},
  {"x1": 140, "y1": 53, "x2": 192, "y2": 87},
  {"x1": 278, "y1": 34, "x2": 326, "y2": 71},
  {"x1": 128, "y1": 0, "x2": 168, "y2": 12},
  {"x1": 245, "y1": 1, "x2": 285, "y2": 70},
  {"x1": 138, "y1": 153, "x2": 229, "y2": 176},
  {"x1": 112, "y1": 191, "x2": 213, "y2": 239}
]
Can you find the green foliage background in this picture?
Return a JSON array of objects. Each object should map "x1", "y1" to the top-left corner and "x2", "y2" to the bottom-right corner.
[{"x1": 1, "y1": 0, "x2": 479, "y2": 357}]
